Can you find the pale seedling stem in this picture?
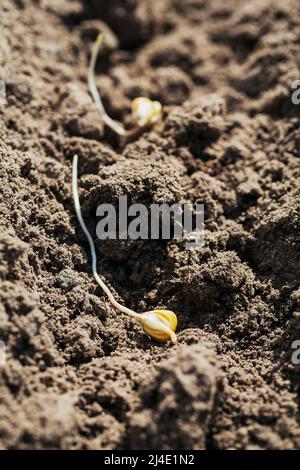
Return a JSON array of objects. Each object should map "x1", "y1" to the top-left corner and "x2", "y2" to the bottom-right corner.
[
  {"x1": 72, "y1": 154, "x2": 142, "y2": 320},
  {"x1": 88, "y1": 33, "x2": 128, "y2": 137}
]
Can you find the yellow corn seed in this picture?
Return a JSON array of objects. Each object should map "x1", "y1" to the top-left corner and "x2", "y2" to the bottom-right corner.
[
  {"x1": 131, "y1": 97, "x2": 162, "y2": 128},
  {"x1": 139, "y1": 309, "x2": 178, "y2": 344}
]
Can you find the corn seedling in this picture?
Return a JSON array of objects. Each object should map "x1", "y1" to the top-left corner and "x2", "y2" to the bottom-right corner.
[
  {"x1": 72, "y1": 154, "x2": 178, "y2": 344},
  {"x1": 88, "y1": 33, "x2": 162, "y2": 142}
]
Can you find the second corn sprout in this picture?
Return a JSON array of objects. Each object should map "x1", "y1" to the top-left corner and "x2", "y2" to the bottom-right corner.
[{"x1": 88, "y1": 33, "x2": 162, "y2": 141}]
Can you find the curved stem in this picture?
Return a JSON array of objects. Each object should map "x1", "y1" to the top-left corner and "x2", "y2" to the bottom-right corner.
[
  {"x1": 88, "y1": 33, "x2": 106, "y2": 117},
  {"x1": 88, "y1": 33, "x2": 142, "y2": 140},
  {"x1": 88, "y1": 33, "x2": 127, "y2": 137},
  {"x1": 72, "y1": 154, "x2": 141, "y2": 320}
]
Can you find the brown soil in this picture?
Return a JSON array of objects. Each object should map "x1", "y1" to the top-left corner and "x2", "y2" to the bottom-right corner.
[{"x1": 1, "y1": 0, "x2": 300, "y2": 450}]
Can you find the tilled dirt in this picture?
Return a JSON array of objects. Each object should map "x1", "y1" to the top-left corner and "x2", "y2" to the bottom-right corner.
[{"x1": 1, "y1": 0, "x2": 300, "y2": 450}]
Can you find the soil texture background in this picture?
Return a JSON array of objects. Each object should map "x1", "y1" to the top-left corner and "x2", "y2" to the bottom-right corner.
[{"x1": 1, "y1": 0, "x2": 300, "y2": 450}]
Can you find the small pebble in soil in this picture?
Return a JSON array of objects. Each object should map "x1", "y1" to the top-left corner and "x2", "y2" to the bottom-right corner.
[{"x1": 56, "y1": 268, "x2": 82, "y2": 291}]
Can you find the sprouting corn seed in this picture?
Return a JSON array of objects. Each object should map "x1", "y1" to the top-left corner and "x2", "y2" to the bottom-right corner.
[
  {"x1": 88, "y1": 33, "x2": 162, "y2": 139},
  {"x1": 72, "y1": 154, "x2": 178, "y2": 345}
]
